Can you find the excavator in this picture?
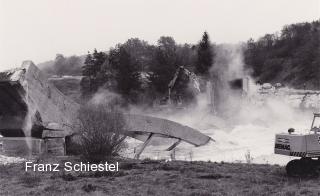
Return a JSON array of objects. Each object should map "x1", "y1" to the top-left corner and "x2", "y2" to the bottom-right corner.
[
  {"x1": 274, "y1": 113, "x2": 320, "y2": 176},
  {"x1": 165, "y1": 66, "x2": 200, "y2": 105}
]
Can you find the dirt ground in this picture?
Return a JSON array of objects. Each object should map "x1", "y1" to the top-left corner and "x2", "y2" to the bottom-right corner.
[{"x1": 0, "y1": 157, "x2": 319, "y2": 196}]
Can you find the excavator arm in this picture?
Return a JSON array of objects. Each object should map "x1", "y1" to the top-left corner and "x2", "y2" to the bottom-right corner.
[{"x1": 167, "y1": 66, "x2": 200, "y2": 103}]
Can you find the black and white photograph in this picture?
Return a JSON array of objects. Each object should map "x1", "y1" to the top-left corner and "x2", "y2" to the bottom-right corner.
[{"x1": 0, "y1": 0, "x2": 319, "y2": 195}]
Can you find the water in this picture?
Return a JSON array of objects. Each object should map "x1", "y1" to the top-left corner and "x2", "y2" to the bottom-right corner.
[
  {"x1": 125, "y1": 93, "x2": 317, "y2": 165},
  {"x1": 125, "y1": 120, "x2": 307, "y2": 165}
]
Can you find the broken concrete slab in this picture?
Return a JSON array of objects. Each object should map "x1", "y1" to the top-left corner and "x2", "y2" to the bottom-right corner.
[{"x1": 0, "y1": 61, "x2": 79, "y2": 138}]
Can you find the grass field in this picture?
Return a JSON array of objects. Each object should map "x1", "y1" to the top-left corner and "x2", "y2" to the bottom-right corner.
[{"x1": 0, "y1": 157, "x2": 319, "y2": 196}]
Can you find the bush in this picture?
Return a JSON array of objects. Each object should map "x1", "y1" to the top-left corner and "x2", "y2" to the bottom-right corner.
[
  {"x1": 76, "y1": 104, "x2": 127, "y2": 162},
  {"x1": 65, "y1": 135, "x2": 82, "y2": 155}
]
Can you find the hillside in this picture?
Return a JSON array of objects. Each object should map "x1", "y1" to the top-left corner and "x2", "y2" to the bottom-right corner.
[
  {"x1": 1, "y1": 158, "x2": 320, "y2": 195},
  {"x1": 244, "y1": 20, "x2": 320, "y2": 90}
]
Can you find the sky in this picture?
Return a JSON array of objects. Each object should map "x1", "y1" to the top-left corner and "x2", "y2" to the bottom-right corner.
[{"x1": 0, "y1": 0, "x2": 319, "y2": 70}]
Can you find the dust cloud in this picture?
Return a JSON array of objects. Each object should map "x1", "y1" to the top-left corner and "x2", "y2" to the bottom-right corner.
[
  {"x1": 127, "y1": 44, "x2": 316, "y2": 164},
  {"x1": 89, "y1": 88, "x2": 122, "y2": 106},
  {"x1": 89, "y1": 44, "x2": 317, "y2": 164}
]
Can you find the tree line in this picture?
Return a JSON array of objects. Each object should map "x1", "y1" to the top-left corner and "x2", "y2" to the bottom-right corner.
[
  {"x1": 40, "y1": 54, "x2": 84, "y2": 76},
  {"x1": 81, "y1": 32, "x2": 214, "y2": 105},
  {"x1": 41, "y1": 20, "x2": 319, "y2": 105},
  {"x1": 244, "y1": 20, "x2": 320, "y2": 89}
]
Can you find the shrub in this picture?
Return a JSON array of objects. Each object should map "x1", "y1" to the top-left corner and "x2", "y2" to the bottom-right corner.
[
  {"x1": 76, "y1": 103, "x2": 127, "y2": 162},
  {"x1": 65, "y1": 135, "x2": 82, "y2": 155}
]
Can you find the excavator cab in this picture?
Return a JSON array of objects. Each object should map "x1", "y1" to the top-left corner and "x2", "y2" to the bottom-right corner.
[{"x1": 274, "y1": 113, "x2": 320, "y2": 176}]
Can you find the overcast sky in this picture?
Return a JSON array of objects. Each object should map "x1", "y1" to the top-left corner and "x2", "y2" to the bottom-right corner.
[{"x1": 0, "y1": 0, "x2": 319, "y2": 70}]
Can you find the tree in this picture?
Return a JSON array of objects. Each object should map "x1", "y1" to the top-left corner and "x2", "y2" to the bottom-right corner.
[
  {"x1": 92, "y1": 49, "x2": 106, "y2": 75},
  {"x1": 41, "y1": 54, "x2": 82, "y2": 76},
  {"x1": 122, "y1": 38, "x2": 153, "y2": 72},
  {"x1": 109, "y1": 46, "x2": 141, "y2": 103},
  {"x1": 196, "y1": 32, "x2": 213, "y2": 77},
  {"x1": 176, "y1": 44, "x2": 197, "y2": 71},
  {"x1": 149, "y1": 36, "x2": 179, "y2": 94},
  {"x1": 81, "y1": 49, "x2": 107, "y2": 98},
  {"x1": 82, "y1": 49, "x2": 106, "y2": 78},
  {"x1": 82, "y1": 52, "x2": 95, "y2": 77},
  {"x1": 244, "y1": 20, "x2": 320, "y2": 89}
]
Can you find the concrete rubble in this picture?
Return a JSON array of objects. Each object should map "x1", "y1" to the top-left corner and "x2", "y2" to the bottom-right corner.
[{"x1": 0, "y1": 61, "x2": 79, "y2": 156}]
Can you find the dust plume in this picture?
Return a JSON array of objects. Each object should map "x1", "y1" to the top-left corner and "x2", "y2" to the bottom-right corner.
[
  {"x1": 130, "y1": 43, "x2": 316, "y2": 164},
  {"x1": 86, "y1": 44, "x2": 317, "y2": 164},
  {"x1": 89, "y1": 88, "x2": 122, "y2": 106}
]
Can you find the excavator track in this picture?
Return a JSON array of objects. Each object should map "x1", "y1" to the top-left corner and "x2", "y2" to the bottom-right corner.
[{"x1": 286, "y1": 158, "x2": 320, "y2": 177}]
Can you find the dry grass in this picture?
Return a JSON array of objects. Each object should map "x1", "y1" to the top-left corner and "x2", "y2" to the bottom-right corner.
[
  {"x1": 0, "y1": 158, "x2": 320, "y2": 196},
  {"x1": 18, "y1": 172, "x2": 42, "y2": 188}
]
